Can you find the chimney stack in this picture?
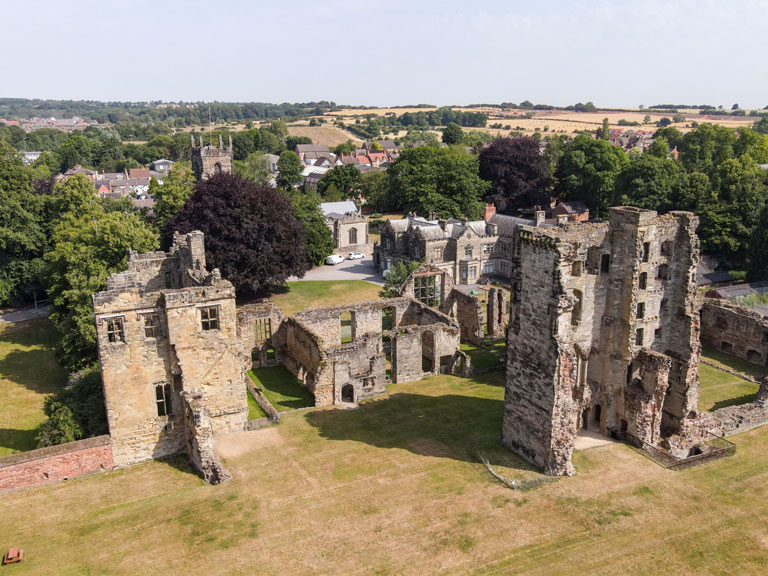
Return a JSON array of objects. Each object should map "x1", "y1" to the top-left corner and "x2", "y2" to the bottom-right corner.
[
  {"x1": 535, "y1": 210, "x2": 546, "y2": 227},
  {"x1": 484, "y1": 203, "x2": 497, "y2": 221},
  {"x1": 557, "y1": 214, "x2": 569, "y2": 228}
]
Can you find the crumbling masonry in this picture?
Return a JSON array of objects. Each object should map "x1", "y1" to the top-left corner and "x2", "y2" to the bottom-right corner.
[
  {"x1": 504, "y1": 207, "x2": 701, "y2": 476},
  {"x1": 93, "y1": 231, "x2": 247, "y2": 481}
]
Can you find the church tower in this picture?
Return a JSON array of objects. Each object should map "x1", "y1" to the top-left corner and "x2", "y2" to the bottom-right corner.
[{"x1": 191, "y1": 134, "x2": 234, "y2": 181}]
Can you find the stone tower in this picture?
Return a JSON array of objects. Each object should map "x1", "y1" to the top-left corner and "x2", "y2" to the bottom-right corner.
[{"x1": 191, "y1": 134, "x2": 233, "y2": 182}]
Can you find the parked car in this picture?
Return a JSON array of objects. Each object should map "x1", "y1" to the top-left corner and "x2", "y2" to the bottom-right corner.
[
  {"x1": 346, "y1": 252, "x2": 365, "y2": 260},
  {"x1": 325, "y1": 254, "x2": 344, "y2": 265}
]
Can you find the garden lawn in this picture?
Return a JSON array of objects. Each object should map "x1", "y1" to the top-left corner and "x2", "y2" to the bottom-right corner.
[
  {"x1": 247, "y1": 390, "x2": 268, "y2": 419},
  {"x1": 248, "y1": 366, "x2": 315, "y2": 411},
  {"x1": 3, "y1": 371, "x2": 768, "y2": 575},
  {"x1": 267, "y1": 281, "x2": 381, "y2": 315},
  {"x1": 0, "y1": 318, "x2": 68, "y2": 456},
  {"x1": 461, "y1": 340, "x2": 506, "y2": 372},
  {"x1": 702, "y1": 345, "x2": 768, "y2": 379}
]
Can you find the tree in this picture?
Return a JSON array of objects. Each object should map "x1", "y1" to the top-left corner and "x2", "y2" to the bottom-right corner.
[
  {"x1": 555, "y1": 135, "x2": 628, "y2": 216},
  {"x1": 317, "y1": 165, "x2": 361, "y2": 199},
  {"x1": 389, "y1": 146, "x2": 488, "y2": 219},
  {"x1": 442, "y1": 122, "x2": 464, "y2": 145},
  {"x1": 657, "y1": 117, "x2": 672, "y2": 128},
  {"x1": 478, "y1": 136, "x2": 552, "y2": 213},
  {"x1": 45, "y1": 176, "x2": 158, "y2": 369},
  {"x1": 333, "y1": 140, "x2": 354, "y2": 156},
  {"x1": 369, "y1": 140, "x2": 383, "y2": 151},
  {"x1": 673, "y1": 112, "x2": 686, "y2": 123},
  {"x1": 276, "y1": 150, "x2": 303, "y2": 189},
  {"x1": 747, "y1": 204, "x2": 768, "y2": 281},
  {"x1": 732, "y1": 103, "x2": 740, "y2": 110},
  {"x1": 596, "y1": 118, "x2": 610, "y2": 140},
  {"x1": 645, "y1": 136, "x2": 670, "y2": 159},
  {"x1": 289, "y1": 190, "x2": 334, "y2": 266},
  {"x1": 754, "y1": 116, "x2": 768, "y2": 135},
  {"x1": 164, "y1": 174, "x2": 309, "y2": 296},
  {"x1": 153, "y1": 162, "x2": 195, "y2": 228},
  {"x1": 643, "y1": 115, "x2": 652, "y2": 124},
  {"x1": 241, "y1": 152, "x2": 273, "y2": 186},
  {"x1": 0, "y1": 142, "x2": 45, "y2": 305},
  {"x1": 360, "y1": 171, "x2": 393, "y2": 211},
  {"x1": 36, "y1": 365, "x2": 107, "y2": 447},
  {"x1": 612, "y1": 154, "x2": 683, "y2": 212},
  {"x1": 380, "y1": 260, "x2": 421, "y2": 298},
  {"x1": 57, "y1": 132, "x2": 94, "y2": 171}
]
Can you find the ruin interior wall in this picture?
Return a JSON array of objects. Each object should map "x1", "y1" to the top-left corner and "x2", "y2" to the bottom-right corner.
[{"x1": 701, "y1": 299, "x2": 768, "y2": 367}]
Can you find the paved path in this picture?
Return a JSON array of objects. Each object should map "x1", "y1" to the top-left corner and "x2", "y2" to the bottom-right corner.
[
  {"x1": 573, "y1": 429, "x2": 615, "y2": 450},
  {"x1": 0, "y1": 305, "x2": 51, "y2": 324},
  {"x1": 288, "y1": 255, "x2": 384, "y2": 286}
]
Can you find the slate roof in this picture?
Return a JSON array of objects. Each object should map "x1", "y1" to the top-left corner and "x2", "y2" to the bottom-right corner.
[
  {"x1": 556, "y1": 200, "x2": 589, "y2": 214},
  {"x1": 487, "y1": 213, "x2": 535, "y2": 236},
  {"x1": 319, "y1": 201, "x2": 358, "y2": 217}
]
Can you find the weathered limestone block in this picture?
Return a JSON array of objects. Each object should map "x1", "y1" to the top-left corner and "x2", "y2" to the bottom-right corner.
[{"x1": 182, "y1": 390, "x2": 231, "y2": 485}]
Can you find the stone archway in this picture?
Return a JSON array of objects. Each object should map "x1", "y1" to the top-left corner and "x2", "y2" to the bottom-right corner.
[{"x1": 341, "y1": 384, "x2": 355, "y2": 403}]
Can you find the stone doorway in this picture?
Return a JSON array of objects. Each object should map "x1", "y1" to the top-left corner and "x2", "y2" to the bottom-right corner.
[{"x1": 341, "y1": 384, "x2": 355, "y2": 403}]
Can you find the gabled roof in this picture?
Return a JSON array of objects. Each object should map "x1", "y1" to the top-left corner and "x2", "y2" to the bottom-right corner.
[
  {"x1": 296, "y1": 144, "x2": 330, "y2": 153},
  {"x1": 129, "y1": 168, "x2": 151, "y2": 179},
  {"x1": 557, "y1": 200, "x2": 589, "y2": 214},
  {"x1": 487, "y1": 213, "x2": 535, "y2": 236},
  {"x1": 319, "y1": 201, "x2": 358, "y2": 217}
]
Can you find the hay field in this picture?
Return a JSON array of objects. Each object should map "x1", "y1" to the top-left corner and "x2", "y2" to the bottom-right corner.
[
  {"x1": 287, "y1": 124, "x2": 363, "y2": 147},
  {"x1": 2, "y1": 371, "x2": 768, "y2": 575}
]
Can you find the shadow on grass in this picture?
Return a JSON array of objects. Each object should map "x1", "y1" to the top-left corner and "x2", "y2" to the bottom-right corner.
[
  {"x1": 248, "y1": 367, "x2": 314, "y2": 411},
  {"x1": 0, "y1": 428, "x2": 39, "y2": 454},
  {"x1": 0, "y1": 319, "x2": 67, "y2": 395},
  {"x1": 710, "y1": 393, "x2": 758, "y2": 412},
  {"x1": 305, "y1": 392, "x2": 537, "y2": 472}
]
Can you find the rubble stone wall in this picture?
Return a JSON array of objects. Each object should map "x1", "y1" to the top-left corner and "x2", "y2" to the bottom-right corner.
[{"x1": 701, "y1": 299, "x2": 768, "y2": 367}]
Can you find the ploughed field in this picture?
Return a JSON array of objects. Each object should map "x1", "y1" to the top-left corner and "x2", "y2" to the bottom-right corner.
[{"x1": 2, "y1": 371, "x2": 768, "y2": 575}]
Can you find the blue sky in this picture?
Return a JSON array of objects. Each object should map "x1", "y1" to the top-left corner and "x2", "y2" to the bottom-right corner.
[{"x1": 3, "y1": 0, "x2": 767, "y2": 108}]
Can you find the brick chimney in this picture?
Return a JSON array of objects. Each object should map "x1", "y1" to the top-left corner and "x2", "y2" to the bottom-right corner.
[
  {"x1": 484, "y1": 203, "x2": 497, "y2": 221},
  {"x1": 535, "y1": 210, "x2": 546, "y2": 227}
]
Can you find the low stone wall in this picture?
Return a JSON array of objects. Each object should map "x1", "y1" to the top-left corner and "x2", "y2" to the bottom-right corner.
[
  {"x1": 0, "y1": 435, "x2": 113, "y2": 494},
  {"x1": 245, "y1": 378, "x2": 280, "y2": 423}
]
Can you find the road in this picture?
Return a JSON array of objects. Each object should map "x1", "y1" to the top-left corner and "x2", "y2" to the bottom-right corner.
[
  {"x1": 0, "y1": 305, "x2": 51, "y2": 324},
  {"x1": 288, "y1": 255, "x2": 384, "y2": 286}
]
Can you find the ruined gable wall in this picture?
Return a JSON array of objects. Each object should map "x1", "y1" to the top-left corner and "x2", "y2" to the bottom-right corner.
[
  {"x1": 504, "y1": 236, "x2": 568, "y2": 474},
  {"x1": 701, "y1": 299, "x2": 768, "y2": 367},
  {"x1": 441, "y1": 289, "x2": 484, "y2": 344},
  {"x1": 325, "y1": 335, "x2": 387, "y2": 403},
  {"x1": 94, "y1": 288, "x2": 185, "y2": 467},
  {"x1": 236, "y1": 303, "x2": 285, "y2": 368},
  {"x1": 163, "y1": 285, "x2": 248, "y2": 436}
]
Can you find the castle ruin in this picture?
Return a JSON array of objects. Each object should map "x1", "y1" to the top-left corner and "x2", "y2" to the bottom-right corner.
[{"x1": 191, "y1": 134, "x2": 233, "y2": 182}]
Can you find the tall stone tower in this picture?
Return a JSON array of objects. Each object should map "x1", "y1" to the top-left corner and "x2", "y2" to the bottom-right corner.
[{"x1": 191, "y1": 134, "x2": 234, "y2": 182}]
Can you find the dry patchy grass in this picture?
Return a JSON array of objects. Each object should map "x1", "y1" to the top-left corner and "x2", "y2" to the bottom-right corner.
[
  {"x1": 287, "y1": 125, "x2": 363, "y2": 147},
  {"x1": 266, "y1": 280, "x2": 382, "y2": 316},
  {"x1": 2, "y1": 372, "x2": 768, "y2": 574}
]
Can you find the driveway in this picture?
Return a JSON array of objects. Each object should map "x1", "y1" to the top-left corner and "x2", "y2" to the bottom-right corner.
[
  {"x1": 0, "y1": 305, "x2": 51, "y2": 324},
  {"x1": 288, "y1": 255, "x2": 384, "y2": 286}
]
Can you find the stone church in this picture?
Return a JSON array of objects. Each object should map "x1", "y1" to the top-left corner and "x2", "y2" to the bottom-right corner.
[{"x1": 191, "y1": 134, "x2": 234, "y2": 181}]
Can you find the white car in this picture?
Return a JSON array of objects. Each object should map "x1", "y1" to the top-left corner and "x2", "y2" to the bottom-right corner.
[
  {"x1": 325, "y1": 254, "x2": 344, "y2": 265},
  {"x1": 346, "y1": 252, "x2": 365, "y2": 260}
]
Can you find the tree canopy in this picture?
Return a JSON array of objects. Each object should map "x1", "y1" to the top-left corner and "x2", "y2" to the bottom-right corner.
[
  {"x1": 164, "y1": 173, "x2": 309, "y2": 296},
  {"x1": 276, "y1": 150, "x2": 303, "y2": 189},
  {"x1": 388, "y1": 146, "x2": 488, "y2": 219},
  {"x1": 317, "y1": 164, "x2": 361, "y2": 199},
  {"x1": 478, "y1": 136, "x2": 552, "y2": 214}
]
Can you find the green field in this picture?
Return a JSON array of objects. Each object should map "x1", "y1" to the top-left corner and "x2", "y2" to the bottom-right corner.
[
  {"x1": 0, "y1": 318, "x2": 68, "y2": 456},
  {"x1": 2, "y1": 371, "x2": 768, "y2": 574},
  {"x1": 698, "y1": 346, "x2": 765, "y2": 412},
  {"x1": 249, "y1": 367, "x2": 315, "y2": 412},
  {"x1": 267, "y1": 280, "x2": 382, "y2": 315}
]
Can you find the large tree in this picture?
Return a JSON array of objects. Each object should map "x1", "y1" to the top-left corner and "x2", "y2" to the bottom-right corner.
[
  {"x1": 612, "y1": 154, "x2": 683, "y2": 213},
  {"x1": 747, "y1": 204, "x2": 768, "y2": 281},
  {"x1": 289, "y1": 190, "x2": 335, "y2": 266},
  {"x1": 152, "y1": 162, "x2": 195, "y2": 228},
  {"x1": 388, "y1": 146, "x2": 488, "y2": 219},
  {"x1": 478, "y1": 136, "x2": 552, "y2": 213},
  {"x1": 555, "y1": 135, "x2": 628, "y2": 216},
  {"x1": 317, "y1": 164, "x2": 361, "y2": 199},
  {"x1": 442, "y1": 122, "x2": 464, "y2": 145},
  {"x1": 45, "y1": 176, "x2": 158, "y2": 369},
  {"x1": 164, "y1": 174, "x2": 309, "y2": 296},
  {"x1": 276, "y1": 150, "x2": 303, "y2": 189}
]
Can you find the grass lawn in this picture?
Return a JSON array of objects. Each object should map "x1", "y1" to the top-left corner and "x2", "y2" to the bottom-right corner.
[
  {"x1": 267, "y1": 281, "x2": 381, "y2": 315},
  {"x1": 698, "y1": 346, "x2": 765, "y2": 412},
  {"x1": 248, "y1": 367, "x2": 315, "y2": 411},
  {"x1": 461, "y1": 340, "x2": 506, "y2": 372},
  {"x1": 2, "y1": 371, "x2": 768, "y2": 574},
  {"x1": 702, "y1": 345, "x2": 768, "y2": 379},
  {"x1": 247, "y1": 390, "x2": 268, "y2": 420},
  {"x1": 0, "y1": 318, "x2": 68, "y2": 457}
]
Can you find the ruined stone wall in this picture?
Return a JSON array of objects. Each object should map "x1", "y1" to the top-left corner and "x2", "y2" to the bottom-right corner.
[
  {"x1": 237, "y1": 302, "x2": 285, "y2": 369},
  {"x1": 325, "y1": 335, "x2": 387, "y2": 403},
  {"x1": 487, "y1": 287, "x2": 507, "y2": 338},
  {"x1": 0, "y1": 436, "x2": 113, "y2": 494},
  {"x1": 181, "y1": 391, "x2": 231, "y2": 485},
  {"x1": 441, "y1": 289, "x2": 484, "y2": 344},
  {"x1": 504, "y1": 208, "x2": 701, "y2": 476},
  {"x1": 93, "y1": 232, "x2": 248, "y2": 469},
  {"x1": 701, "y1": 299, "x2": 768, "y2": 367}
]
